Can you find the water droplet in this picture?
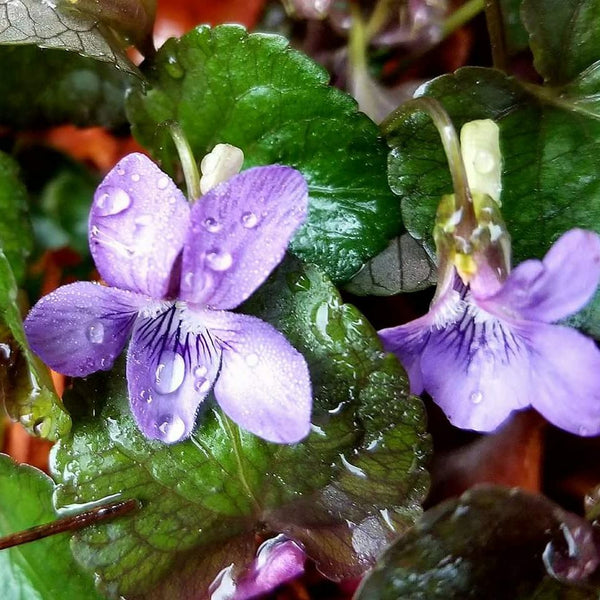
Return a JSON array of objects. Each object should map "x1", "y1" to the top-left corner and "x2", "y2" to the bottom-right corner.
[
  {"x1": 158, "y1": 415, "x2": 186, "y2": 443},
  {"x1": 96, "y1": 189, "x2": 131, "y2": 216},
  {"x1": 165, "y1": 54, "x2": 184, "y2": 79},
  {"x1": 202, "y1": 217, "x2": 222, "y2": 233},
  {"x1": 87, "y1": 322, "x2": 105, "y2": 344},
  {"x1": 117, "y1": 167, "x2": 125, "y2": 176},
  {"x1": 241, "y1": 211, "x2": 259, "y2": 228},
  {"x1": 134, "y1": 214, "x2": 153, "y2": 227},
  {"x1": 157, "y1": 176, "x2": 169, "y2": 190},
  {"x1": 90, "y1": 225, "x2": 100, "y2": 237},
  {"x1": 0, "y1": 343, "x2": 10, "y2": 362},
  {"x1": 154, "y1": 351, "x2": 185, "y2": 394},
  {"x1": 140, "y1": 390, "x2": 153, "y2": 404},
  {"x1": 206, "y1": 249, "x2": 233, "y2": 271},
  {"x1": 194, "y1": 377, "x2": 211, "y2": 393},
  {"x1": 245, "y1": 353, "x2": 259, "y2": 367},
  {"x1": 194, "y1": 365, "x2": 207, "y2": 377},
  {"x1": 183, "y1": 272, "x2": 194, "y2": 288},
  {"x1": 470, "y1": 390, "x2": 483, "y2": 404},
  {"x1": 33, "y1": 418, "x2": 48, "y2": 437},
  {"x1": 131, "y1": 173, "x2": 140, "y2": 182}
]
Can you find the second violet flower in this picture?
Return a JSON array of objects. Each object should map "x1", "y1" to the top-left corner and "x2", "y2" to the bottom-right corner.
[{"x1": 24, "y1": 152, "x2": 312, "y2": 445}]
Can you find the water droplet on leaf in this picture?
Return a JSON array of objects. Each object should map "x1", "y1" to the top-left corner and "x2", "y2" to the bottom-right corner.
[
  {"x1": 241, "y1": 211, "x2": 259, "y2": 228},
  {"x1": 206, "y1": 250, "x2": 233, "y2": 271},
  {"x1": 158, "y1": 415, "x2": 186, "y2": 442},
  {"x1": 87, "y1": 322, "x2": 105, "y2": 344},
  {"x1": 165, "y1": 54, "x2": 184, "y2": 79},
  {"x1": 154, "y1": 352, "x2": 185, "y2": 394},
  {"x1": 96, "y1": 189, "x2": 131, "y2": 216}
]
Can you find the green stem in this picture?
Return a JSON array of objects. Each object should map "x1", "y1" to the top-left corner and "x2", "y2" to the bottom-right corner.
[
  {"x1": 442, "y1": 0, "x2": 486, "y2": 38},
  {"x1": 382, "y1": 97, "x2": 474, "y2": 220},
  {"x1": 348, "y1": 2, "x2": 368, "y2": 71},
  {"x1": 484, "y1": 0, "x2": 508, "y2": 71},
  {"x1": 169, "y1": 123, "x2": 201, "y2": 202},
  {"x1": 365, "y1": 0, "x2": 395, "y2": 41}
]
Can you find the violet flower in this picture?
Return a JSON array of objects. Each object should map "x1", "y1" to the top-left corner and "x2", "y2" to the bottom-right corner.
[
  {"x1": 210, "y1": 535, "x2": 305, "y2": 599},
  {"x1": 24, "y1": 153, "x2": 312, "y2": 444},
  {"x1": 379, "y1": 120, "x2": 600, "y2": 436}
]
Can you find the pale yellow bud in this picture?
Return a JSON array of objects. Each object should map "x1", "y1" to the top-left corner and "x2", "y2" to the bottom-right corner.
[{"x1": 200, "y1": 144, "x2": 244, "y2": 195}]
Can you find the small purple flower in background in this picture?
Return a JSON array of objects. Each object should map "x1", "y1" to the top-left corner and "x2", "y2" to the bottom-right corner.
[
  {"x1": 25, "y1": 152, "x2": 312, "y2": 444},
  {"x1": 380, "y1": 119, "x2": 600, "y2": 436},
  {"x1": 210, "y1": 535, "x2": 305, "y2": 599}
]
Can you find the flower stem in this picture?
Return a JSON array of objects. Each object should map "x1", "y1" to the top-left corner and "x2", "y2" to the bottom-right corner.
[
  {"x1": 169, "y1": 123, "x2": 201, "y2": 202},
  {"x1": 382, "y1": 97, "x2": 474, "y2": 222},
  {"x1": 441, "y1": 0, "x2": 486, "y2": 38},
  {"x1": 483, "y1": 0, "x2": 508, "y2": 71}
]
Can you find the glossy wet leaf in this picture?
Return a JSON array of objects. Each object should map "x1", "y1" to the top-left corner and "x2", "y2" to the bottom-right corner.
[
  {"x1": 51, "y1": 257, "x2": 430, "y2": 599},
  {"x1": 127, "y1": 25, "x2": 400, "y2": 283},
  {"x1": 345, "y1": 233, "x2": 437, "y2": 296},
  {"x1": 0, "y1": 150, "x2": 32, "y2": 284},
  {"x1": 0, "y1": 0, "x2": 139, "y2": 75},
  {"x1": 522, "y1": 0, "x2": 600, "y2": 84},
  {"x1": 499, "y1": 0, "x2": 529, "y2": 56},
  {"x1": 0, "y1": 453, "x2": 104, "y2": 599},
  {"x1": 0, "y1": 45, "x2": 138, "y2": 129},
  {"x1": 0, "y1": 250, "x2": 71, "y2": 440},
  {"x1": 356, "y1": 486, "x2": 600, "y2": 600},
  {"x1": 387, "y1": 67, "x2": 600, "y2": 335}
]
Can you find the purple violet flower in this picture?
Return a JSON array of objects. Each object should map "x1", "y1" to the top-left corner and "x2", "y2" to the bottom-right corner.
[
  {"x1": 379, "y1": 228, "x2": 600, "y2": 435},
  {"x1": 210, "y1": 535, "x2": 305, "y2": 599},
  {"x1": 24, "y1": 152, "x2": 312, "y2": 444}
]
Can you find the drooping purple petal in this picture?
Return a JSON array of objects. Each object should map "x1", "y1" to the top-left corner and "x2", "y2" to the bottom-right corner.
[
  {"x1": 90, "y1": 153, "x2": 191, "y2": 298},
  {"x1": 476, "y1": 229, "x2": 600, "y2": 323},
  {"x1": 126, "y1": 304, "x2": 222, "y2": 443},
  {"x1": 520, "y1": 321, "x2": 600, "y2": 436},
  {"x1": 231, "y1": 536, "x2": 305, "y2": 600},
  {"x1": 180, "y1": 166, "x2": 308, "y2": 310},
  {"x1": 24, "y1": 282, "x2": 147, "y2": 377},
  {"x1": 204, "y1": 310, "x2": 312, "y2": 443},
  {"x1": 419, "y1": 307, "x2": 532, "y2": 431}
]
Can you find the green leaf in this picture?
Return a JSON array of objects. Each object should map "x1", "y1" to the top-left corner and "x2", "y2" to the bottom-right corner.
[
  {"x1": 0, "y1": 45, "x2": 138, "y2": 129},
  {"x1": 345, "y1": 233, "x2": 437, "y2": 296},
  {"x1": 499, "y1": 0, "x2": 530, "y2": 56},
  {"x1": 51, "y1": 257, "x2": 429, "y2": 599},
  {"x1": 522, "y1": 0, "x2": 600, "y2": 84},
  {"x1": 127, "y1": 24, "x2": 401, "y2": 283},
  {"x1": 0, "y1": 0, "x2": 139, "y2": 75},
  {"x1": 0, "y1": 453, "x2": 104, "y2": 599},
  {"x1": 356, "y1": 486, "x2": 600, "y2": 600},
  {"x1": 0, "y1": 150, "x2": 32, "y2": 284},
  {"x1": 0, "y1": 250, "x2": 71, "y2": 440},
  {"x1": 387, "y1": 67, "x2": 600, "y2": 335}
]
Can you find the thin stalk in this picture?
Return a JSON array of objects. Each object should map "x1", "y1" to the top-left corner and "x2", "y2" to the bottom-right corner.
[
  {"x1": 0, "y1": 499, "x2": 139, "y2": 551},
  {"x1": 484, "y1": 0, "x2": 508, "y2": 72},
  {"x1": 365, "y1": 0, "x2": 395, "y2": 41},
  {"x1": 169, "y1": 123, "x2": 201, "y2": 202},
  {"x1": 441, "y1": 0, "x2": 486, "y2": 38}
]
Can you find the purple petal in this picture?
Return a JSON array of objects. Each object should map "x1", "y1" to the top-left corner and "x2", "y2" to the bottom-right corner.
[
  {"x1": 232, "y1": 536, "x2": 305, "y2": 600},
  {"x1": 521, "y1": 321, "x2": 600, "y2": 436},
  {"x1": 205, "y1": 310, "x2": 312, "y2": 443},
  {"x1": 90, "y1": 153, "x2": 190, "y2": 298},
  {"x1": 180, "y1": 166, "x2": 308, "y2": 310},
  {"x1": 419, "y1": 306, "x2": 532, "y2": 431},
  {"x1": 126, "y1": 304, "x2": 222, "y2": 443},
  {"x1": 476, "y1": 229, "x2": 600, "y2": 323},
  {"x1": 379, "y1": 317, "x2": 430, "y2": 394},
  {"x1": 24, "y1": 282, "x2": 146, "y2": 377}
]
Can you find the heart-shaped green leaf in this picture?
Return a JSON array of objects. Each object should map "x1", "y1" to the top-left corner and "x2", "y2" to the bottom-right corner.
[
  {"x1": 356, "y1": 486, "x2": 600, "y2": 599},
  {"x1": 51, "y1": 257, "x2": 430, "y2": 599},
  {"x1": 127, "y1": 25, "x2": 401, "y2": 283},
  {"x1": 0, "y1": 453, "x2": 104, "y2": 599},
  {"x1": 387, "y1": 67, "x2": 600, "y2": 335}
]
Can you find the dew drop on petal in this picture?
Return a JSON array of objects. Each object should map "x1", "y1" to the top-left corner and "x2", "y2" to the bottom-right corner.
[
  {"x1": 241, "y1": 211, "x2": 259, "y2": 229},
  {"x1": 245, "y1": 353, "x2": 259, "y2": 367},
  {"x1": 117, "y1": 167, "x2": 125, "y2": 176},
  {"x1": 470, "y1": 391, "x2": 483, "y2": 404},
  {"x1": 134, "y1": 215, "x2": 153, "y2": 227},
  {"x1": 87, "y1": 322, "x2": 105, "y2": 344},
  {"x1": 194, "y1": 365, "x2": 207, "y2": 377},
  {"x1": 206, "y1": 250, "x2": 233, "y2": 271},
  {"x1": 140, "y1": 390, "x2": 153, "y2": 404},
  {"x1": 96, "y1": 189, "x2": 131, "y2": 216},
  {"x1": 131, "y1": 173, "x2": 140, "y2": 182},
  {"x1": 183, "y1": 272, "x2": 194, "y2": 288},
  {"x1": 158, "y1": 415, "x2": 186, "y2": 443},
  {"x1": 157, "y1": 176, "x2": 169, "y2": 190},
  {"x1": 203, "y1": 217, "x2": 222, "y2": 233},
  {"x1": 154, "y1": 351, "x2": 185, "y2": 394}
]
